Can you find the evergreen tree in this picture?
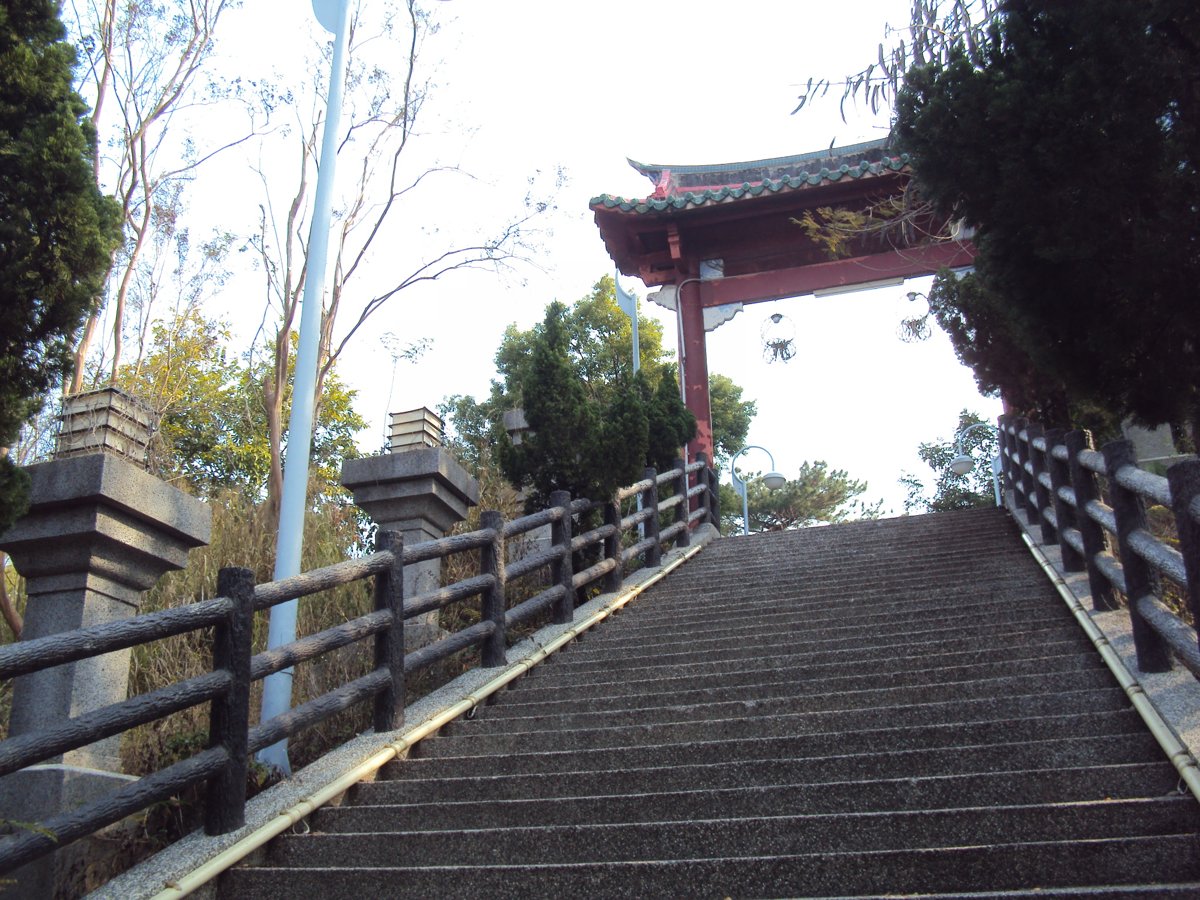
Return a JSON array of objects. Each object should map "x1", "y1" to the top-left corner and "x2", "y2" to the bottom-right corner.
[
  {"x1": 721, "y1": 461, "x2": 883, "y2": 533},
  {"x1": 446, "y1": 276, "x2": 722, "y2": 506},
  {"x1": 0, "y1": 0, "x2": 121, "y2": 531},
  {"x1": 501, "y1": 302, "x2": 642, "y2": 506},
  {"x1": 895, "y1": 0, "x2": 1200, "y2": 432},
  {"x1": 644, "y1": 368, "x2": 696, "y2": 473}
]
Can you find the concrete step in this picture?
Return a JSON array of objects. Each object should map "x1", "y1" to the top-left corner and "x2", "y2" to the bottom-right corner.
[
  {"x1": 378, "y1": 723, "x2": 1159, "y2": 801},
  {"x1": 563, "y1": 593, "x2": 1069, "y2": 658},
  {"x1": 446, "y1": 668, "x2": 1119, "y2": 736},
  {"x1": 417, "y1": 687, "x2": 1132, "y2": 758},
  {"x1": 633, "y1": 563, "x2": 1041, "y2": 608},
  {"x1": 575, "y1": 583, "x2": 1063, "y2": 645},
  {"x1": 270, "y1": 797, "x2": 1200, "y2": 868},
  {"x1": 217, "y1": 509, "x2": 1198, "y2": 899},
  {"x1": 475, "y1": 650, "x2": 1107, "y2": 720},
  {"x1": 495, "y1": 636, "x2": 1098, "y2": 706},
  {"x1": 220, "y1": 833, "x2": 1200, "y2": 899},
  {"x1": 323, "y1": 762, "x2": 1179, "y2": 833},
  {"x1": 545, "y1": 616, "x2": 1087, "y2": 677}
]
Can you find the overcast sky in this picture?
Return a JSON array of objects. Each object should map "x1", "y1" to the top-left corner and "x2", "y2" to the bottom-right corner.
[{"x1": 199, "y1": 0, "x2": 1002, "y2": 514}]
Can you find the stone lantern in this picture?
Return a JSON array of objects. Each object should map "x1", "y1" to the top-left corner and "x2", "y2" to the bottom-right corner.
[
  {"x1": 341, "y1": 408, "x2": 478, "y2": 650},
  {"x1": 0, "y1": 386, "x2": 211, "y2": 896}
]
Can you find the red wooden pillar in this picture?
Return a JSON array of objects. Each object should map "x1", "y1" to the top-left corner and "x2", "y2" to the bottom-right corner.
[{"x1": 679, "y1": 278, "x2": 713, "y2": 465}]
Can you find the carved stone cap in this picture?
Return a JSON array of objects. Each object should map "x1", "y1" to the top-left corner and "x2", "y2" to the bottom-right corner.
[
  {"x1": 56, "y1": 386, "x2": 155, "y2": 467},
  {"x1": 0, "y1": 453, "x2": 212, "y2": 605},
  {"x1": 341, "y1": 448, "x2": 479, "y2": 535}
]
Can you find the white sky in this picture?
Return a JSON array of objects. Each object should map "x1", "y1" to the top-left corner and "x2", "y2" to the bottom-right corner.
[{"x1": 196, "y1": 0, "x2": 1002, "y2": 514}]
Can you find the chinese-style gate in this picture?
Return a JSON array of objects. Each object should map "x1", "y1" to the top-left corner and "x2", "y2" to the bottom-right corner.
[{"x1": 591, "y1": 138, "x2": 975, "y2": 464}]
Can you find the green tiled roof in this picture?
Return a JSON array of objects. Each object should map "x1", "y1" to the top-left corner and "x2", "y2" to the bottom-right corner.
[{"x1": 590, "y1": 138, "x2": 910, "y2": 215}]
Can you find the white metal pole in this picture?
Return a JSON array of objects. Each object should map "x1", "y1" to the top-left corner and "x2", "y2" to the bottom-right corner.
[{"x1": 258, "y1": 0, "x2": 352, "y2": 775}]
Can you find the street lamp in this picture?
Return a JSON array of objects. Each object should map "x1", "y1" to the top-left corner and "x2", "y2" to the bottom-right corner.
[
  {"x1": 949, "y1": 423, "x2": 1002, "y2": 506},
  {"x1": 730, "y1": 445, "x2": 787, "y2": 536}
]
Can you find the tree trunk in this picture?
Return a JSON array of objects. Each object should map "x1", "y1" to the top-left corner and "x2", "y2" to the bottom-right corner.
[{"x1": 0, "y1": 552, "x2": 22, "y2": 640}]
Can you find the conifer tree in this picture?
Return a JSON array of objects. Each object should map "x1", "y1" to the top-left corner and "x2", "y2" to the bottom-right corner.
[
  {"x1": 895, "y1": 0, "x2": 1199, "y2": 432},
  {"x1": 0, "y1": 0, "x2": 120, "y2": 531}
]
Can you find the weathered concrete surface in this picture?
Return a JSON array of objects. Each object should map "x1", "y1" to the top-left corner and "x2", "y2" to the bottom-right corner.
[
  {"x1": 0, "y1": 453, "x2": 211, "y2": 605},
  {"x1": 342, "y1": 449, "x2": 479, "y2": 649},
  {"x1": 0, "y1": 453, "x2": 210, "y2": 897},
  {"x1": 91, "y1": 527, "x2": 718, "y2": 900},
  {"x1": 214, "y1": 509, "x2": 1200, "y2": 897},
  {"x1": 1008, "y1": 503, "x2": 1200, "y2": 759}
]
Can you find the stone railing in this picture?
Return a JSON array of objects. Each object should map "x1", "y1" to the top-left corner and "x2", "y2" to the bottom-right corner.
[
  {"x1": 998, "y1": 415, "x2": 1200, "y2": 675},
  {"x1": 0, "y1": 456, "x2": 719, "y2": 881}
]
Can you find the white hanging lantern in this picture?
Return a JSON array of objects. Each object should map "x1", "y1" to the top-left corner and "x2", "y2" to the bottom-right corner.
[{"x1": 760, "y1": 312, "x2": 797, "y2": 363}]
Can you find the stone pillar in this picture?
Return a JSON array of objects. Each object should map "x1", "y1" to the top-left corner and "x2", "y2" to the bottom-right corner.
[
  {"x1": 0, "y1": 408, "x2": 210, "y2": 896},
  {"x1": 1, "y1": 453, "x2": 211, "y2": 768},
  {"x1": 341, "y1": 446, "x2": 478, "y2": 650}
]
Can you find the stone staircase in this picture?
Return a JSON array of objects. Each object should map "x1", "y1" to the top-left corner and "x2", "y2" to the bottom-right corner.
[{"x1": 219, "y1": 508, "x2": 1200, "y2": 898}]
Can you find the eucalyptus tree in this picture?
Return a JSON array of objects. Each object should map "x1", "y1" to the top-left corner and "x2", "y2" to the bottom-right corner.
[
  {"x1": 64, "y1": 0, "x2": 255, "y2": 389},
  {"x1": 249, "y1": 0, "x2": 551, "y2": 520},
  {"x1": 793, "y1": 0, "x2": 999, "y2": 118},
  {"x1": 0, "y1": 0, "x2": 122, "y2": 633}
]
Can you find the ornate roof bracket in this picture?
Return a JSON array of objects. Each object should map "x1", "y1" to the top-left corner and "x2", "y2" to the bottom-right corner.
[{"x1": 667, "y1": 224, "x2": 683, "y2": 262}]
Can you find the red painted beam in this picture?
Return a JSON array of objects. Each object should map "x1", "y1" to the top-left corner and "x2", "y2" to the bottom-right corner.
[{"x1": 696, "y1": 242, "x2": 975, "y2": 308}]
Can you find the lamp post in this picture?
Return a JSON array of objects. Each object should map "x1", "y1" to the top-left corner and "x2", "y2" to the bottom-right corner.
[
  {"x1": 729, "y1": 445, "x2": 787, "y2": 536},
  {"x1": 258, "y1": 0, "x2": 351, "y2": 776},
  {"x1": 948, "y1": 423, "x2": 1002, "y2": 506}
]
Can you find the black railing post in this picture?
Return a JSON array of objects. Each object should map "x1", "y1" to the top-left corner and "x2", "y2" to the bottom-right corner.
[
  {"x1": 603, "y1": 499, "x2": 623, "y2": 592},
  {"x1": 1065, "y1": 429, "x2": 1117, "y2": 610},
  {"x1": 372, "y1": 530, "x2": 405, "y2": 733},
  {"x1": 995, "y1": 415, "x2": 1010, "y2": 498},
  {"x1": 1015, "y1": 418, "x2": 1039, "y2": 522},
  {"x1": 642, "y1": 467, "x2": 662, "y2": 567},
  {"x1": 1044, "y1": 427, "x2": 1084, "y2": 572},
  {"x1": 1004, "y1": 416, "x2": 1025, "y2": 513},
  {"x1": 1167, "y1": 460, "x2": 1200, "y2": 656},
  {"x1": 549, "y1": 490, "x2": 574, "y2": 624},
  {"x1": 672, "y1": 458, "x2": 690, "y2": 548},
  {"x1": 1102, "y1": 440, "x2": 1170, "y2": 673},
  {"x1": 1026, "y1": 423, "x2": 1056, "y2": 544},
  {"x1": 205, "y1": 566, "x2": 254, "y2": 835},
  {"x1": 998, "y1": 415, "x2": 1019, "y2": 502},
  {"x1": 479, "y1": 511, "x2": 507, "y2": 667}
]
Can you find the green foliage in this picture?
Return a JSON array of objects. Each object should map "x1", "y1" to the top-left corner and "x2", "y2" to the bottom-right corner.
[
  {"x1": 708, "y1": 373, "x2": 757, "y2": 468},
  {"x1": 900, "y1": 409, "x2": 997, "y2": 513},
  {"x1": 444, "y1": 276, "x2": 707, "y2": 505},
  {"x1": 502, "y1": 301, "x2": 603, "y2": 503},
  {"x1": 645, "y1": 368, "x2": 697, "y2": 472},
  {"x1": 895, "y1": 0, "x2": 1200, "y2": 432},
  {"x1": 0, "y1": 456, "x2": 29, "y2": 536},
  {"x1": 491, "y1": 275, "x2": 671, "y2": 409},
  {"x1": 721, "y1": 462, "x2": 884, "y2": 533},
  {"x1": 925, "y1": 270, "x2": 1069, "y2": 421},
  {"x1": 437, "y1": 393, "x2": 501, "y2": 476},
  {"x1": 0, "y1": 0, "x2": 121, "y2": 523},
  {"x1": 115, "y1": 309, "x2": 366, "y2": 500},
  {"x1": 500, "y1": 302, "x2": 652, "y2": 505}
]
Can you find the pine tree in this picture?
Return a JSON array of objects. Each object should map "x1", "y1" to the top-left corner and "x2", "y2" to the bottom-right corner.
[
  {"x1": 895, "y1": 0, "x2": 1199, "y2": 432},
  {"x1": 0, "y1": 0, "x2": 120, "y2": 530}
]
